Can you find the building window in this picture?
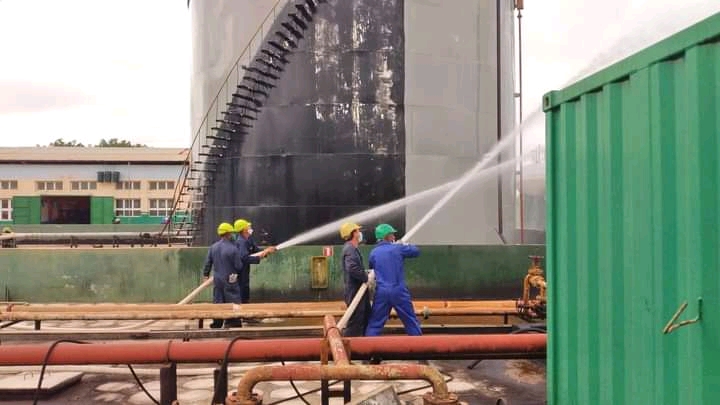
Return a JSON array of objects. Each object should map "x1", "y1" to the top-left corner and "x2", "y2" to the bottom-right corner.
[
  {"x1": 0, "y1": 199, "x2": 11, "y2": 220},
  {"x1": 115, "y1": 199, "x2": 141, "y2": 216},
  {"x1": 149, "y1": 199, "x2": 173, "y2": 216},
  {"x1": 116, "y1": 181, "x2": 141, "y2": 190},
  {"x1": 0, "y1": 180, "x2": 17, "y2": 190},
  {"x1": 70, "y1": 181, "x2": 97, "y2": 191},
  {"x1": 149, "y1": 181, "x2": 175, "y2": 191},
  {"x1": 36, "y1": 181, "x2": 63, "y2": 191}
]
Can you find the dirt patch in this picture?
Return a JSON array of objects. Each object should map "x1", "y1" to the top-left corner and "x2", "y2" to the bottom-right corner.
[{"x1": 504, "y1": 360, "x2": 545, "y2": 385}]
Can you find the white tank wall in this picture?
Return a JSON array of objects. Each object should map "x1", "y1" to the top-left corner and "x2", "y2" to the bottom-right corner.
[
  {"x1": 404, "y1": 0, "x2": 516, "y2": 245},
  {"x1": 189, "y1": 0, "x2": 277, "y2": 138}
]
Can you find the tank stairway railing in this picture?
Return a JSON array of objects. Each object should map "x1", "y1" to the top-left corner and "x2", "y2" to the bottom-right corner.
[{"x1": 158, "y1": 0, "x2": 327, "y2": 245}]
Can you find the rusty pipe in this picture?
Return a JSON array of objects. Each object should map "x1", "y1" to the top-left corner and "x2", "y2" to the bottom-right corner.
[
  {"x1": 528, "y1": 275, "x2": 547, "y2": 289},
  {"x1": 1, "y1": 306, "x2": 518, "y2": 322},
  {"x1": 0, "y1": 232, "x2": 164, "y2": 241},
  {"x1": 227, "y1": 364, "x2": 454, "y2": 405},
  {"x1": 5, "y1": 300, "x2": 516, "y2": 313},
  {"x1": 0, "y1": 334, "x2": 546, "y2": 366},
  {"x1": 323, "y1": 314, "x2": 349, "y2": 365}
]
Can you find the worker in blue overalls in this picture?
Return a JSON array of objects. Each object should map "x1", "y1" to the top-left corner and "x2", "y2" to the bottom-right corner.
[
  {"x1": 202, "y1": 222, "x2": 245, "y2": 328},
  {"x1": 364, "y1": 223, "x2": 422, "y2": 336},
  {"x1": 233, "y1": 218, "x2": 276, "y2": 305}
]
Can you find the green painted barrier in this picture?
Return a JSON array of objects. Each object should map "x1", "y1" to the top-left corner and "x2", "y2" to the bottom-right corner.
[{"x1": 0, "y1": 245, "x2": 544, "y2": 303}]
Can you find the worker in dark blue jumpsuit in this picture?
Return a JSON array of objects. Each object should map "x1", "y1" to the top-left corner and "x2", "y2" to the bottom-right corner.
[
  {"x1": 365, "y1": 223, "x2": 422, "y2": 336},
  {"x1": 339, "y1": 222, "x2": 373, "y2": 337},
  {"x1": 202, "y1": 222, "x2": 245, "y2": 328},
  {"x1": 233, "y1": 219, "x2": 276, "y2": 305}
]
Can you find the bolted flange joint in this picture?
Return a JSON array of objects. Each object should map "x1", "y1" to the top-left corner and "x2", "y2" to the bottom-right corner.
[
  {"x1": 226, "y1": 391, "x2": 262, "y2": 405},
  {"x1": 423, "y1": 392, "x2": 460, "y2": 405}
]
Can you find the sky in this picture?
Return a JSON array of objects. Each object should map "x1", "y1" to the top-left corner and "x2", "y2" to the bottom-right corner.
[
  {"x1": 0, "y1": 0, "x2": 718, "y2": 148},
  {"x1": 0, "y1": 0, "x2": 190, "y2": 147},
  {"x1": 519, "y1": 0, "x2": 720, "y2": 151}
]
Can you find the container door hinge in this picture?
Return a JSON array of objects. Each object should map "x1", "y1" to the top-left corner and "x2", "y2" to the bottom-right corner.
[{"x1": 662, "y1": 297, "x2": 702, "y2": 334}]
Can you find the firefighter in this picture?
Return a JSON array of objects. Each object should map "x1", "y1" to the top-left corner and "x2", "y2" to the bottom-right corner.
[
  {"x1": 233, "y1": 218, "x2": 276, "y2": 305},
  {"x1": 339, "y1": 222, "x2": 374, "y2": 336},
  {"x1": 364, "y1": 223, "x2": 422, "y2": 336},
  {"x1": 202, "y1": 222, "x2": 245, "y2": 328}
]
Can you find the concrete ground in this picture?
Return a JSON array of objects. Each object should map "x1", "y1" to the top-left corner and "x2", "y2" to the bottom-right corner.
[
  {"x1": 0, "y1": 321, "x2": 546, "y2": 405},
  {"x1": 0, "y1": 360, "x2": 545, "y2": 405}
]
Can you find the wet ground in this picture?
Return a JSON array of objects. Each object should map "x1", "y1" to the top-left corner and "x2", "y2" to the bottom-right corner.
[
  {"x1": 0, "y1": 321, "x2": 546, "y2": 405},
  {"x1": 0, "y1": 359, "x2": 545, "y2": 405}
]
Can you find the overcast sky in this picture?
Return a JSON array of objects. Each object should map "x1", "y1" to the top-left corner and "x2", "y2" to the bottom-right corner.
[
  {"x1": 0, "y1": 0, "x2": 190, "y2": 147},
  {"x1": 0, "y1": 0, "x2": 718, "y2": 148}
]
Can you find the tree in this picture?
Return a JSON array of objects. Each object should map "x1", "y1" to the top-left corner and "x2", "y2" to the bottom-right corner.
[
  {"x1": 96, "y1": 138, "x2": 147, "y2": 147},
  {"x1": 49, "y1": 138, "x2": 84, "y2": 147}
]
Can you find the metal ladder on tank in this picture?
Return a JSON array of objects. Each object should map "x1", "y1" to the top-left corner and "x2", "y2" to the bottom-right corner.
[{"x1": 158, "y1": 0, "x2": 328, "y2": 245}]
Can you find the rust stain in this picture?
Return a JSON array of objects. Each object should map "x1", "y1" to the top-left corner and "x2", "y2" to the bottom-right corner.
[
  {"x1": 231, "y1": 363, "x2": 454, "y2": 404},
  {"x1": 504, "y1": 360, "x2": 545, "y2": 385}
]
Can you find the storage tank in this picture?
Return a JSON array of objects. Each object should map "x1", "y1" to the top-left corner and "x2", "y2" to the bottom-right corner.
[
  {"x1": 189, "y1": 0, "x2": 516, "y2": 245},
  {"x1": 544, "y1": 12, "x2": 720, "y2": 405},
  {"x1": 189, "y1": 1, "x2": 279, "y2": 135}
]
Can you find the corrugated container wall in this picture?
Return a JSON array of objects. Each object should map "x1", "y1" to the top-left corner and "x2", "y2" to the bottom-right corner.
[{"x1": 544, "y1": 13, "x2": 720, "y2": 405}]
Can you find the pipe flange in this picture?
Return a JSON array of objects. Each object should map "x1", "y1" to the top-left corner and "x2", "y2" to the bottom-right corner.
[
  {"x1": 226, "y1": 391, "x2": 262, "y2": 405},
  {"x1": 423, "y1": 392, "x2": 460, "y2": 405}
]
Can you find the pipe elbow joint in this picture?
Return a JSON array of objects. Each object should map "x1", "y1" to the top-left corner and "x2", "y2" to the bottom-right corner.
[{"x1": 225, "y1": 391, "x2": 261, "y2": 405}]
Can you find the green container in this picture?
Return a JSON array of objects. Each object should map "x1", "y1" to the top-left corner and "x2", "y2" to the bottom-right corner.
[{"x1": 544, "y1": 13, "x2": 720, "y2": 405}]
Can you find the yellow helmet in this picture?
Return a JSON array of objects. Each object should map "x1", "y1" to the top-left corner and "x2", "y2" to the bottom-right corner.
[
  {"x1": 217, "y1": 222, "x2": 234, "y2": 236},
  {"x1": 339, "y1": 222, "x2": 361, "y2": 240},
  {"x1": 233, "y1": 219, "x2": 252, "y2": 233}
]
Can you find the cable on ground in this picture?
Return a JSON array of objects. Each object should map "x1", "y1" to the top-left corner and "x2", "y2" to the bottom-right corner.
[
  {"x1": 128, "y1": 364, "x2": 160, "y2": 405},
  {"x1": 278, "y1": 360, "x2": 312, "y2": 405},
  {"x1": 32, "y1": 339, "x2": 89, "y2": 405},
  {"x1": 211, "y1": 335, "x2": 254, "y2": 405}
]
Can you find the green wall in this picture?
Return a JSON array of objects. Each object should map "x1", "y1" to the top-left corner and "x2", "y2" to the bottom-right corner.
[
  {"x1": 118, "y1": 215, "x2": 168, "y2": 225},
  {"x1": 90, "y1": 196, "x2": 114, "y2": 224},
  {"x1": 6, "y1": 196, "x2": 189, "y2": 226},
  {"x1": 0, "y1": 245, "x2": 543, "y2": 303},
  {"x1": 11, "y1": 196, "x2": 41, "y2": 224}
]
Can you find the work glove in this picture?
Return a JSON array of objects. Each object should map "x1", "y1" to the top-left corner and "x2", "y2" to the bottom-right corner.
[
  {"x1": 258, "y1": 246, "x2": 277, "y2": 258},
  {"x1": 367, "y1": 269, "x2": 376, "y2": 286}
]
